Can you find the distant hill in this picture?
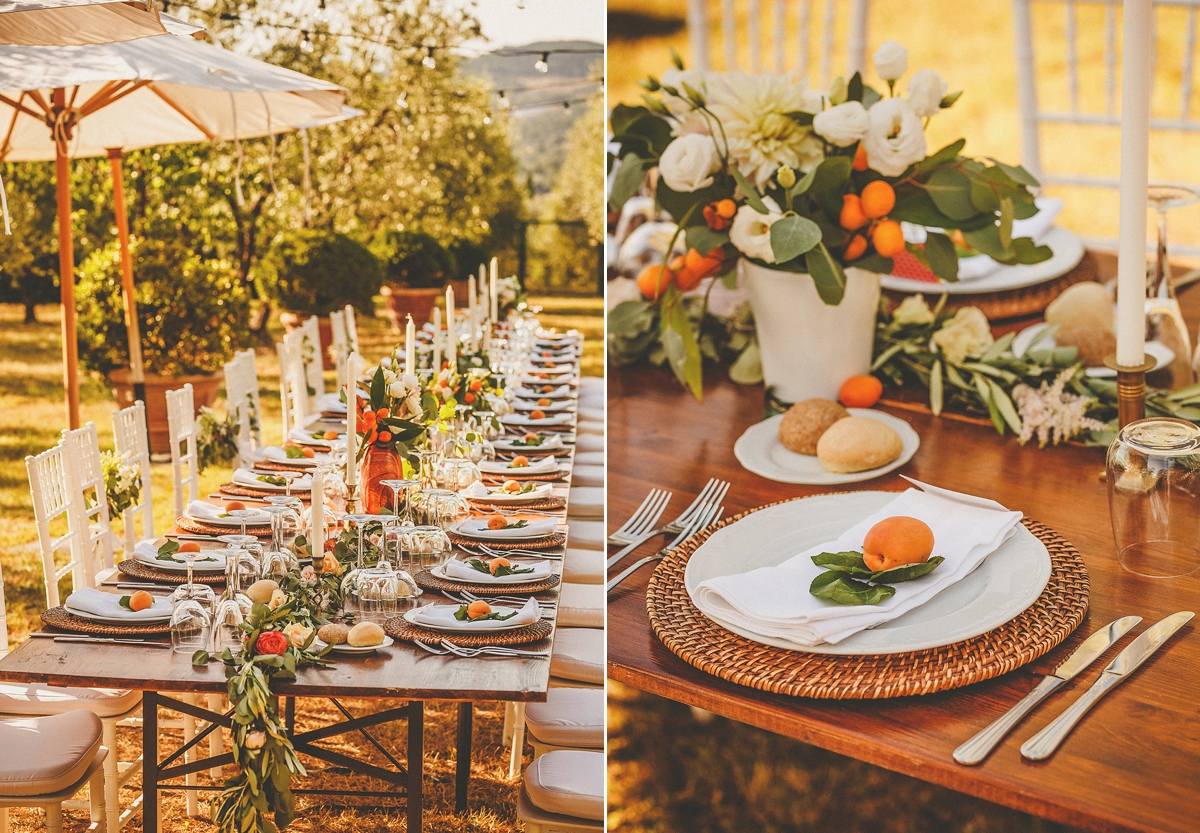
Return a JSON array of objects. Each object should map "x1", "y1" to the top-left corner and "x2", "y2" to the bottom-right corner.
[{"x1": 465, "y1": 40, "x2": 602, "y2": 195}]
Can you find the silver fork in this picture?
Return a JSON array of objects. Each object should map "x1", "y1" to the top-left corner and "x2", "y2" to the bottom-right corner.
[
  {"x1": 606, "y1": 479, "x2": 730, "y2": 569},
  {"x1": 606, "y1": 489, "x2": 672, "y2": 545},
  {"x1": 440, "y1": 640, "x2": 550, "y2": 658},
  {"x1": 456, "y1": 590, "x2": 556, "y2": 608},
  {"x1": 606, "y1": 503, "x2": 723, "y2": 592},
  {"x1": 476, "y1": 544, "x2": 562, "y2": 560}
]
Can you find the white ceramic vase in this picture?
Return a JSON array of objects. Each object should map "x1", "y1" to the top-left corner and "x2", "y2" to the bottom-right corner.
[{"x1": 742, "y1": 260, "x2": 881, "y2": 403}]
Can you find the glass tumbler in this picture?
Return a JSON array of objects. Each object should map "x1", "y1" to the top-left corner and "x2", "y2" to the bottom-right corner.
[
  {"x1": 170, "y1": 598, "x2": 212, "y2": 655},
  {"x1": 1107, "y1": 417, "x2": 1200, "y2": 577}
]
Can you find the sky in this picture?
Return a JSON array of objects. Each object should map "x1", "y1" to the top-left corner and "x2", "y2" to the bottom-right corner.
[{"x1": 460, "y1": 0, "x2": 605, "y2": 48}]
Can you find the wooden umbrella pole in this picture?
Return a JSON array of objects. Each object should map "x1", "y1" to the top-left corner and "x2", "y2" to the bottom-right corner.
[
  {"x1": 54, "y1": 88, "x2": 79, "y2": 430},
  {"x1": 108, "y1": 147, "x2": 146, "y2": 403}
]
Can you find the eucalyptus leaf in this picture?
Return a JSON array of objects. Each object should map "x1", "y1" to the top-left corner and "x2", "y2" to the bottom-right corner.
[
  {"x1": 769, "y1": 214, "x2": 823, "y2": 263},
  {"x1": 789, "y1": 166, "x2": 818, "y2": 198},
  {"x1": 811, "y1": 551, "x2": 869, "y2": 570},
  {"x1": 731, "y1": 166, "x2": 768, "y2": 213},
  {"x1": 930, "y1": 359, "x2": 944, "y2": 415},
  {"x1": 609, "y1": 153, "x2": 646, "y2": 212},
  {"x1": 728, "y1": 341, "x2": 763, "y2": 385},
  {"x1": 686, "y1": 224, "x2": 730, "y2": 255},
  {"x1": 916, "y1": 138, "x2": 966, "y2": 173},
  {"x1": 923, "y1": 232, "x2": 959, "y2": 282},
  {"x1": 926, "y1": 167, "x2": 978, "y2": 221},
  {"x1": 805, "y1": 243, "x2": 847, "y2": 305}
]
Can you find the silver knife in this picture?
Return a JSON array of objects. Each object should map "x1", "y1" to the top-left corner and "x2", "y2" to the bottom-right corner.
[
  {"x1": 52, "y1": 636, "x2": 171, "y2": 648},
  {"x1": 1020, "y1": 611, "x2": 1195, "y2": 761},
  {"x1": 953, "y1": 616, "x2": 1142, "y2": 765}
]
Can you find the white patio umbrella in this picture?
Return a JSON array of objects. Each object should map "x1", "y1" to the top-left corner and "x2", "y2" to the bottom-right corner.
[
  {"x1": 0, "y1": 1, "x2": 200, "y2": 45},
  {"x1": 0, "y1": 34, "x2": 357, "y2": 427}
]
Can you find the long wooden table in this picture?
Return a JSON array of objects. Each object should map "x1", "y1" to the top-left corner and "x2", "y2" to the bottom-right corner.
[
  {"x1": 607, "y1": 333, "x2": 1200, "y2": 833},
  {"x1": 0, "y1": 333, "x2": 586, "y2": 832}
]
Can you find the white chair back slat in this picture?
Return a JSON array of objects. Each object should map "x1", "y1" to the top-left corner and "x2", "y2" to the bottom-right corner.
[
  {"x1": 1065, "y1": 0, "x2": 1079, "y2": 112},
  {"x1": 686, "y1": 0, "x2": 710, "y2": 71},
  {"x1": 276, "y1": 341, "x2": 294, "y2": 442},
  {"x1": 111, "y1": 400, "x2": 154, "y2": 553},
  {"x1": 281, "y1": 330, "x2": 315, "y2": 426},
  {"x1": 223, "y1": 349, "x2": 261, "y2": 457},
  {"x1": 343, "y1": 304, "x2": 359, "y2": 356},
  {"x1": 772, "y1": 0, "x2": 786, "y2": 73},
  {"x1": 60, "y1": 422, "x2": 115, "y2": 575},
  {"x1": 748, "y1": 0, "x2": 761, "y2": 73},
  {"x1": 798, "y1": 0, "x2": 812, "y2": 80},
  {"x1": 1183, "y1": 7, "x2": 1197, "y2": 121},
  {"x1": 330, "y1": 309, "x2": 349, "y2": 388},
  {"x1": 166, "y1": 383, "x2": 199, "y2": 519},
  {"x1": 721, "y1": 0, "x2": 736, "y2": 71},
  {"x1": 25, "y1": 443, "x2": 86, "y2": 608},
  {"x1": 299, "y1": 315, "x2": 325, "y2": 399},
  {"x1": 1105, "y1": 2, "x2": 1117, "y2": 116},
  {"x1": 820, "y1": 0, "x2": 836, "y2": 86}
]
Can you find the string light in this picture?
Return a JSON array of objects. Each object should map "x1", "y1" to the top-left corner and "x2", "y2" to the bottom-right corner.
[
  {"x1": 396, "y1": 91, "x2": 409, "y2": 109},
  {"x1": 422, "y1": 46, "x2": 436, "y2": 69},
  {"x1": 313, "y1": 0, "x2": 328, "y2": 25},
  {"x1": 498, "y1": 90, "x2": 510, "y2": 109},
  {"x1": 482, "y1": 115, "x2": 492, "y2": 125},
  {"x1": 534, "y1": 52, "x2": 549, "y2": 73},
  {"x1": 300, "y1": 30, "x2": 314, "y2": 53}
]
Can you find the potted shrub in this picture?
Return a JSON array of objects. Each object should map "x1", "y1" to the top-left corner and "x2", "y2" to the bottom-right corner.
[
  {"x1": 256, "y1": 229, "x2": 383, "y2": 368},
  {"x1": 76, "y1": 237, "x2": 252, "y2": 453},
  {"x1": 373, "y1": 229, "x2": 457, "y2": 330}
]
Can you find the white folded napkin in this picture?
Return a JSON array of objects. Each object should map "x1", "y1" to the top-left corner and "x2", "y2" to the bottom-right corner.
[
  {"x1": 520, "y1": 373, "x2": 576, "y2": 386},
  {"x1": 514, "y1": 384, "x2": 573, "y2": 399},
  {"x1": 455, "y1": 516, "x2": 559, "y2": 539},
  {"x1": 133, "y1": 540, "x2": 227, "y2": 571},
  {"x1": 288, "y1": 427, "x2": 340, "y2": 446},
  {"x1": 185, "y1": 500, "x2": 269, "y2": 526},
  {"x1": 478, "y1": 455, "x2": 559, "y2": 474},
  {"x1": 691, "y1": 480, "x2": 1023, "y2": 648},
  {"x1": 513, "y1": 398, "x2": 572, "y2": 412},
  {"x1": 525, "y1": 361, "x2": 576, "y2": 373},
  {"x1": 317, "y1": 395, "x2": 347, "y2": 414},
  {"x1": 461, "y1": 481, "x2": 554, "y2": 502},
  {"x1": 410, "y1": 597, "x2": 540, "y2": 630},
  {"x1": 501, "y1": 412, "x2": 573, "y2": 426},
  {"x1": 232, "y1": 468, "x2": 312, "y2": 491},
  {"x1": 64, "y1": 586, "x2": 173, "y2": 621},
  {"x1": 494, "y1": 434, "x2": 564, "y2": 451},
  {"x1": 261, "y1": 446, "x2": 331, "y2": 465},
  {"x1": 441, "y1": 558, "x2": 553, "y2": 584}
]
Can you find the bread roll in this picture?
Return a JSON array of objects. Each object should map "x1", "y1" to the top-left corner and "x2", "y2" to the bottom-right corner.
[
  {"x1": 779, "y1": 399, "x2": 850, "y2": 455},
  {"x1": 245, "y1": 579, "x2": 280, "y2": 606},
  {"x1": 1045, "y1": 282, "x2": 1113, "y2": 331},
  {"x1": 816, "y1": 417, "x2": 903, "y2": 473},
  {"x1": 1056, "y1": 322, "x2": 1116, "y2": 366},
  {"x1": 317, "y1": 623, "x2": 349, "y2": 646},
  {"x1": 347, "y1": 621, "x2": 385, "y2": 647}
]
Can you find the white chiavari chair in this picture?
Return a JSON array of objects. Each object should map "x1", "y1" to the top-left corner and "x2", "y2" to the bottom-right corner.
[
  {"x1": 1013, "y1": 0, "x2": 1200, "y2": 253},
  {"x1": 343, "y1": 303, "x2": 359, "y2": 356},
  {"x1": 25, "y1": 444, "x2": 88, "y2": 607},
  {"x1": 299, "y1": 315, "x2": 326, "y2": 401},
  {"x1": 330, "y1": 309, "x2": 349, "y2": 388},
  {"x1": 223, "y1": 349, "x2": 261, "y2": 458},
  {"x1": 280, "y1": 331, "x2": 316, "y2": 429},
  {"x1": 165, "y1": 384, "x2": 199, "y2": 519},
  {"x1": 685, "y1": 0, "x2": 869, "y2": 83},
  {"x1": 111, "y1": 401, "x2": 154, "y2": 554},
  {"x1": 60, "y1": 423, "x2": 116, "y2": 582}
]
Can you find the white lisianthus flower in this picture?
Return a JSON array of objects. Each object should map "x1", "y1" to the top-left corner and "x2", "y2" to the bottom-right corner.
[
  {"x1": 812, "y1": 101, "x2": 870, "y2": 147},
  {"x1": 660, "y1": 67, "x2": 712, "y2": 137},
  {"x1": 728, "y1": 196, "x2": 784, "y2": 263},
  {"x1": 282, "y1": 622, "x2": 313, "y2": 650},
  {"x1": 863, "y1": 97, "x2": 927, "y2": 177},
  {"x1": 268, "y1": 588, "x2": 287, "y2": 610},
  {"x1": 708, "y1": 70, "x2": 824, "y2": 187},
  {"x1": 907, "y1": 69, "x2": 948, "y2": 118},
  {"x1": 387, "y1": 381, "x2": 405, "y2": 397},
  {"x1": 892, "y1": 294, "x2": 935, "y2": 326},
  {"x1": 873, "y1": 41, "x2": 909, "y2": 82},
  {"x1": 658, "y1": 134, "x2": 721, "y2": 193},
  {"x1": 931, "y1": 306, "x2": 993, "y2": 364}
]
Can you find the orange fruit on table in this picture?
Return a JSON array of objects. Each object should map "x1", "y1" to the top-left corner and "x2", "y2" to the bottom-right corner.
[
  {"x1": 537, "y1": 398, "x2": 551, "y2": 406},
  {"x1": 225, "y1": 500, "x2": 246, "y2": 511},
  {"x1": 839, "y1": 194, "x2": 867, "y2": 230},
  {"x1": 502, "y1": 479, "x2": 521, "y2": 493},
  {"x1": 839, "y1": 375, "x2": 884, "y2": 408},
  {"x1": 488, "y1": 557, "x2": 511, "y2": 575},
  {"x1": 870, "y1": 219, "x2": 906, "y2": 257},
  {"x1": 541, "y1": 385, "x2": 554, "y2": 393},
  {"x1": 486, "y1": 515, "x2": 507, "y2": 530},
  {"x1": 531, "y1": 410, "x2": 546, "y2": 420},
  {"x1": 466, "y1": 600, "x2": 492, "y2": 619},
  {"x1": 178, "y1": 542, "x2": 201, "y2": 553},
  {"x1": 862, "y1": 516, "x2": 935, "y2": 571},
  {"x1": 860, "y1": 180, "x2": 896, "y2": 219},
  {"x1": 636, "y1": 263, "x2": 675, "y2": 300},
  {"x1": 129, "y1": 590, "x2": 154, "y2": 612},
  {"x1": 512, "y1": 455, "x2": 529, "y2": 467},
  {"x1": 853, "y1": 143, "x2": 869, "y2": 171},
  {"x1": 323, "y1": 430, "x2": 340, "y2": 440},
  {"x1": 523, "y1": 432, "x2": 539, "y2": 442},
  {"x1": 844, "y1": 234, "x2": 867, "y2": 261},
  {"x1": 301, "y1": 447, "x2": 315, "y2": 458}
]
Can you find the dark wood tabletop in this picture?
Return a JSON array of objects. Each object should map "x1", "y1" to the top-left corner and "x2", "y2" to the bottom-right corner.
[{"x1": 606, "y1": 278, "x2": 1200, "y2": 833}]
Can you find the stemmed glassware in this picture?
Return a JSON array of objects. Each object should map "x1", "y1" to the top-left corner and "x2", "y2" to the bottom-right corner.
[
  {"x1": 1146, "y1": 184, "x2": 1199, "y2": 388},
  {"x1": 170, "y1": 545, "x2": 218, "y2": 610},
  {"x1": 379, "y1": 478, "x2": 419, "y2": 523},
  {"x1": 338, "y1": 513, "x2": 377, "y2": 614},
  {"x1": 436, "y1": 457, "x2": 481, "y2": 492},
  {"x1": 212, "y1": 548, "x2": 254, "y2": 653},
  {"x1": 260, "y1": 504, "x2": 301, "y2": 583},
  {"x1": 400, "y1": 525, "x2": 453, "y2": 572},
  {"x1": 170, "y1": 598, "x2": 212, "y2": 655},
  {"x1": 226, "y1": 507, "x2": 261, "y2": 541},
  {"x1": 417, "y1": 487, "x2": 471, "y2": 529}
]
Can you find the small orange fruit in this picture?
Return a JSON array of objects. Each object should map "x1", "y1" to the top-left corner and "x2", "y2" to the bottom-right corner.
[
  {"x1": 502, "y1": 479, "x2": 521, "y2": 493},
  {"x1": 839, "y1": 194, "x2": 867, "y2": 230},
  {"x1": 635, "y1": 263, "x2": 675, "y2": 300},
  {"x1": 863, "y1": 516, "x2": 935, "y2": 572},
  {"x1": 870, "y1": 219, "x2": 906, "y2": 257},
  {"x1": 225, "y1": 500, "x2": 246, "y2": 511},
  {"x1": 531, "y1": 410, "x2": 546, "y2": 420},
  {"x1": 541, "y1": 385, "x2": 554, "y2": 393},
  {"x1": 838, "y1": 375, "x2": 884, "y2": 408},
  {"x1": 542, "y1": 351, "x2": 552, "y2": 358},
  {"x1": 466, "y1": 600, "x2": 492, "y2": 619},
  {"x1": 714, "y1": 198, "x2": 737, "y2": 219},
  {"x1": 511, "y1": 455, "x2": 529, "y2": 467},
  {"x1": 537, "y1": 398, "x2": 551, "y2": 406},
  {"x1": 488, "y1": 557, "x2": 511, "y2": 575},
  {"x1": 375, "y1": 408, "x2": 389, "y2": 420},
  {"x1": 463, "y1": 392, "x2": 476, "y2": 404},
  {"x1": 323, "y1": 430, "x2": 340, "y2": 440},
  {"x1": 377, "y1": 431, "x2": 392, "y2": 443},
  {"x1": 523, "y1": 432, "x2": 539, "y2": 442},
  {"x1": 844, "y1": 234, "x2": 867, "y2": 261},
  {"x1": 853, "y1": 143, "x2": 869, "y2": 171},
  {"x1": 178, "y1": 542, "x2": 201, "y2": 553},
  {"x1": 487, "y1": 515, "x2": 507, "y2": 530},
  {"x1": 129, "y1": 590, "x2": 154, "y2": 611},
  {"x1": 469, "y1": 379, "x2": 483, "y2": 392},
  {"x1": 301, "y1": 447, "x2": 315, "y2": 458},
  {"x1": 860, "y1": 180, "x2": 896, "y2": 219}
]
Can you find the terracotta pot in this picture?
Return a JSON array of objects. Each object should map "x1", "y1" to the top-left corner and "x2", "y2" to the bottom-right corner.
[
  {"x1": 279, "y1": 312, "x2": 335, "y2": 370},
  {"x1": 109, "y1": 368, "x2": 220, "y2": 454},
  {"x1": 359, "y1": 443, "x2": 403, "y2": 514},
  {"x1": 380, "y1": 285, "x2": 442, "y2": 332}
]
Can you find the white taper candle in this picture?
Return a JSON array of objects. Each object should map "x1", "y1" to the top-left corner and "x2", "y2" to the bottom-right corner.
[
  {"x1": 405, "y1": 315, "x2": 415, "y2": 376},
  {"x1": 1115, "y1": 0, "x2": 1151, "y2": 367},
  {"x1": 490, "y1": 257, "x2": 499, "y2": 321},
  {"x1": 345, "y1": 352, "x2": 359, "y2": 487},
  {"x1": 446, "y1": 286, "x2": 456, "y2": 366},
  {"x1": 310, "y1": 467, "x2": 324, "y2": 549}
]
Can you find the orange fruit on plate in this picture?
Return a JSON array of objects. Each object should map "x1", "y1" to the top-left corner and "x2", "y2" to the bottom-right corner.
[
  {"x1": 541, "y1": 385, "x2": 554, "y2": 393},
  {"x1": 466, "y1": 600, "x2": 492, "y2": 619},
  {"x1": 486, "y1": 515, "x2": 507, "y2": 530},
  {"x1": 523, "y1": 432, "x2": 539, "y2": 442},
  {"x1": 838, "y1": 375, "x2": 884, "y2": 408},
  {"x1": 860, "y1": 180, "x2": 896, "y2": 219},
  {"x1": 636, "y1": 263, "x2": 674, "y2": 300},
  {"x1": 862, "y1": 516, "x2": 935, "y2": 571},
  {"x1": 839, "y1": 194, "x2": 867, "y2": 230},
  {"x1": 323, "y1": 430, "x2": 340, "y2": 440},
  {"x1": 178, "y1": 542, "x2": 201, "y2": 553},
  {"x1": 511, "y1": 455, "x2": 529, "y2": 467},
  {"x1": 129, "y1": 590, "x2": 154, "y2": 612},
  {"x1": 537, "y1": 398, "x2": 551, "y2": 406},
  {"x1": 870, "y1": 220, "x2": 906, "y2": 257},
  {"x1": 530, "y1": 410, "x2": 546, "y2": 420},
  {"x1": 301, "y1": 447, "x2": 315, "y2": 458},
  {"x1": 225, "y1": 500, "x2": 246, "y2": 511},
  {"x1": 489, "y1": 557, "x2": 511, "y2": 575},
  {"x1": 502, "y1": 480, "x2": 521, "y2": 493}
]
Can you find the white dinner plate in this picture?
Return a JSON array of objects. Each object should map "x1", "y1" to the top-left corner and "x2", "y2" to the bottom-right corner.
[
  {"x1": 135, "y1": 554, "x2": 225, "y2": 573},
  {"x1": 1011, "y1": 322, "x2": 1175, "y2": 378},
  {"x1": 880, "y1": 227, "x2": 1085, "y2": 295},
  {"x1": 431, "y1": 561, "x2": 547, "y2": 585},
  {"x1": 402, "y1": 605, "x2": 532, "y2": 633},
  {"x1": 64, "y1": 606, "x2": 172, "y2": 625},
  {"x1": 734, "y1": 409, "x2": 920, "y2": 485},
  {"x1": 684, "y1": 491, "x2": 1051, "y2": 655},
  {"x1": 315, "y1": 635, "x2": 394, "y2": 654}
]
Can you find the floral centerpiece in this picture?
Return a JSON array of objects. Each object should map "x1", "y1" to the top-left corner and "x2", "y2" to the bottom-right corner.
[
  {"x1": 428, "y1": 362, "x2": 505, "y2": 425},
  {"x1": 608, "y1": 42, "x2": 1050, "y2": 401},
  {"x1": 355, "y1": 365, "x2": 431, "y2": 513},
  {"x1": 494, "y1": 274, "x2": 526, "y2": 317},
  {"x1": 100, "y1": 450, "x2": 141, "y2": 519}
]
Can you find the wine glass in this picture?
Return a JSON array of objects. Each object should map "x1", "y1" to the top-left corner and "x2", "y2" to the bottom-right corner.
[
  {"x1": 436, "y1": 458, "x2": 481, "y2": 492},
  {"x1": 260, "y1": 504, "x2": 301, "y2": 582},
  {"x1": 170, "y1": 598, "x2": 212, "y2": 655},
  {"x1": 263, "y1": 496, "x2": 303, "y2": 549},
  {"x1": 169, "y1": 545, "x2": 218, "y2": 610},
  {"x1": 338, "y1": 513, "x2": 377, "y2": 614},
  {"x1": 217, "y1": 534, "x2": 262, "y2": 574},
  {"x1": 212, "y1": 550, "x2": 253, "y2": 653},
  {"x1": 1147, "y1": 185, "x2": 1199, "y2": 388},
  {"x1": 401, "y1": 525, "x2": 453, "y2": 571},
  {"x1": 226, "y1": 507, "x2": 261, "y2": 541},
  {"x1": 380, "y1": 478, "x2": 419, "y2": 521}
]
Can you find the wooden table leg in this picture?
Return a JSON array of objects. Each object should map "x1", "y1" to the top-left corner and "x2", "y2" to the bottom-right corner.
[
  {"x1": 142, "y1": 690, "x2": 158, "y2": 833},
  {"x1": 455, "y1": 702, "x2": 473, "y2": 814},
  {"x1": 407, "y1": 701, "x2": 423, "y2": 833}
]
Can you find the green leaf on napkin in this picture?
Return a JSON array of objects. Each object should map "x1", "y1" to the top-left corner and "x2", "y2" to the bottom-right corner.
[
  {"x1": 284, "y1": 445, "x2": 306, "y2": 459},
  {"x1": 869, "y1": 556, "x2": 945, "y2": 583},
  {"x1": 118, "y1": 595, "x2": 133, "y2": 611},
  {"x1": 452, "y1": 603, "x2": 521, "y2": 621},
  {"x1": 808, "y1": 549, "x2": 946, "y2": 605},
  {"x1": 809, "y1": 572, "x2": 897, "y2": 606},
  {"x1": 156, "y1": 541, "x2": 182, "y2": 563},
  {"x1": 466, "y1": 558, "x2": 535, "y2": 577},
  {"x1": 256, "y1": 474, "x2": 287, "y2": 487}
]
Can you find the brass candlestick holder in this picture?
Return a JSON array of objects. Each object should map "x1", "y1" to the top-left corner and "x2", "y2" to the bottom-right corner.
[
  {"x1": 344, "y1": 481, "x2": 360, "y2": 516},
  {"x1": 1103, "y1": 354, "x2": 1159, "y2": 427}
]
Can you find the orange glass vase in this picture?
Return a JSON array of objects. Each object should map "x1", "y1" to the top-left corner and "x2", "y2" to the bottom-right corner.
[{"x1": 360, "y1": 443, "x2": 402, "y2": 514}]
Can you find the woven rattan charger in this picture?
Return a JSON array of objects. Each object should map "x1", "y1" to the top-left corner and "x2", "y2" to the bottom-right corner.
[
  {"x1": 466, "y1": 495, "x2": 567, "y2": 511},
  {"x1": 448, "y1": 530, "x2": 566, "y2": 551},
  {"x1": 646, "y1": 501, "x2": 1089, "y2": 700},
  {"x1": 176, "y1": 516, "x2": 270, "y2": 537},
  {"x1": 481, "y1": 469, "x2": 568, "y2": 483},
  {"x1": 385, "y1": 616, "x2": 553, "y2": 647},
  {"x1": 413, "y1": 568, "x2": 561, "y2": 596},
  {"x1": 218, "y1": 483, "x2": 311, "y2": 499},
  {"x1": 41, "y1": 607, "x2": 172, "y2": 636},
  {"x1": 118, "y1": 559, "x2": 226, "y2": 585},
  {"x1": 254, "y1": 460, "x2": 317, "y2": 474}
]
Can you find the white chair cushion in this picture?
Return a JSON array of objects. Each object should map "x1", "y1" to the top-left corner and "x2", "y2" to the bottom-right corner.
[
  {"x1": 578, "y1": 406, "x2": 604, "y2": 423},
  {"x1": 524, "y1": 750, "x2": 604, "y2": 820},
  {"x1": 0, "y1": 710, "x2": 103, "y2": 797},
  {"x1": 525, "y1": 688, "x2": 604, "y2": 748},
  {"x1": 549, "y1": 628, "x2": 603, "y2": 684},
  {"x1": 0, "y1": 683, "x2": 141, "y2": 718},
  {"x1": 574, "y1": 435, "x2": 604, "y2": 453},
  {"x1": 567, "y1": 487, "x2": 603, "y2": 520},
  {"x1": 579, "y1": 394, "x2": 603, "y2": 409},
  {"x1": 557, "y1": 583, "x2": 603, "y2": 629},
  {"x1": 579, "y1": 377, "x2": 604, "y2": 395},
  {"x1": 571, "y1": 465, "x2": 603, "y2": 488},
  {"x1": 577, "y1": 420, "x2": 604, "y2": 436},
  {"x1": 562, "y1": 547, "x2": 602, "y2": 584},
  {"x1": 573, "y1": 451, "x2": 603, "y2": 467},
  {"x1": 566, "y1": 520, "x2": 603, "y2": 550}
]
